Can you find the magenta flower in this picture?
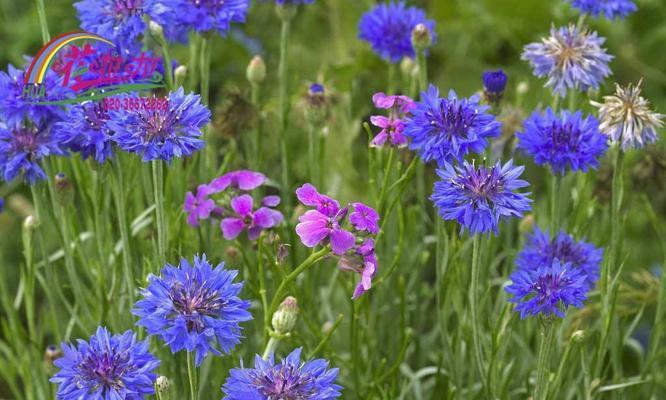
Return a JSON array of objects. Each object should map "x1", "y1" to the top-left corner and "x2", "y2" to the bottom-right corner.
[
  {"x1": 349, "y1": 202, "x2": 380, "y2": 234},
  {"x1": 295, "y1": 183, "x2": 341, "y2": 217},
  {"x1": 295, "y1": 208, "x2": 355, "y2": 255},
  {"x1": 345, "y1": 239, "x2": 378, "y2": 299},
  {"x1": 184, "y1": 184, "x2": 216, "y2": 227},
  {"x1": 210, "y1": 170, "x2": 265, "y2": 192},
  {"x1": 221, "y1": 194, "x2": 284, "y2": 240},
  {"x1": 370, "y1": 92, "x2": 415, "y2": 148}
]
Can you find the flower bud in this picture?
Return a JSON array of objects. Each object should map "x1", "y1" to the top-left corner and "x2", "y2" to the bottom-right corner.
[
  {"x1": 55, "y1": 173, "x2": 74, "y2": 207},
  {"x1": 276, "y1": 243, "x2": 290, "y2": 265},
  {"x1": 246, "y1": 56, "x2": 266, "y2": 86},
  {"x1": 400, "y1": 57, "x2": 418, "y2": 78},
  {"x1": 571, "y1": 330, "x2": 586, "y2": 343},
  {"x1": 305, "y1": 83, "x2": 328, "y2": 127},
  {"x1": 519, "y1": 214, "x2": 535, "y2": 234},
  {"x1": 271, "y1": 296, "x2": 299, "y2": 335},
  {"x1": 23, "y1": 215, "x2": 38, "y2": 230},
  {"x1": 174, "y1": 65, "x2": 187, "y2": 85},
  {"x1": 276, "y1": 4, "x2": 298, "y2": 21},
  {"x1": 155, "y1": 376, "x2": 171, "y2": 394},
  {"x1": 411, "y1": 23, "x2": 432, "y2": 51},
  {"x1": 225, "y1": 246, "x2": 239, "y2": 259},
  {"x1": 517, "y1": 81, "x2": 529, "y2": 95},
  {"x1": 8, "y1": 194, "x2": 35, "y2": 218},
  {"x1": 44, "y1": 345, "x2": 62, "y2": 373},
  {"x1": 148, "y1": 20, "x2": 164, "y2": 37}
]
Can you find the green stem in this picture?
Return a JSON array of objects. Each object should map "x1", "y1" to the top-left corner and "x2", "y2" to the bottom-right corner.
[
  {"x1": 257, "y1": 236, "x2": 269, "y2": 343},
  {"x1": 186, "y1": 352, "x2": 197, "y2": 400},
  {"x1": 267, "y1": 248, "x2": 329, "y2": 320},
  {"x1": 387, "y1": 63, "x2": 396, "y2": 94},
  {"x1": 262, "y1": 337, "x2": 280, "y2": 360},
  {"x1": 278, "y1": 17, "x2": 292, "y2": 210},
  {"x1": 35, "y1": 0, "x2": 50, "y2": 43},
  {"x1": 199, "y1": 36, "x2": 212, "y2": 180},
  {"x1": 152, "y1": 161, "x2": 167, "y2": 265},
  {"x1": 308, "y1": 123, "x2": 319, "y2": 186},
  {"x1": 251, "y1": 84, "x2": 261, "y2": 168},
  {"x1": 535, "y1": 322, "x2": 556, "y2": 400},
  {"x1": 377, "y1": 148, "x2": 395, "y2": 216},
  {"x1": 469, "y1": 234, "x2": 487, "y2": 392},
  {"x1": 157, "y1": 35, "x2": 174, "y2": 90},
  {"x1": 111, "y1": 161, "x2": 135, "y2": 306},
  {"x1": 550, "y1": 173, "x2": 562, "y2": 232},
  {"x1": 416, "y1": 49, "x2": 428, "y2": 93}
]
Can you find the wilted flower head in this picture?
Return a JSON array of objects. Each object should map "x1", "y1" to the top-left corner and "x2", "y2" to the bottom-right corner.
[
  {"x1": 506, "y1": 259, "x2": 589, "y2": 319},
  {"x1": 517, "y1": 108, "x2": 608, "y2": 174},
  {"x1": 370, "y1": 92, "x2": 414, "y2": 148},
  {"x1": 75, "y1": 0, "x2": 146, "y2": 46},
  {"x1": 145, "y1": 0, "x2": 250, "y2": 42},
  {"x1": 567, "y1": 0, "x2": 637, "y2": 19},
  {"x1": 0, "y1": 123, "x2": 65, "y2": 184},
  {"x1": 404, "y1": 85, "x2": 501, "y2": 166},
  {"x1": 50, "y1": 326, "x2": 159, "y2": 399},
  {"x1": 0, "y1": 64, "x2": 70, "y2": 126},
  {"x1": 591, "y1": 81, "x2": 664, "y2": 150},
  {"x1": 359, "y1": 1, "x2": 436, "y2": 63},
  {"x1": 110, "y1": 88, "x2": 210, "y2": 162},
  {"x1": 221, "y1": 348, "x2": 341, "y2": 399},
  {"x1": 53, "y1": 102, "x2": 115, "y2": 163},
  {"x1": 516, "y1": 228, "x2": 603, "y2": 289},
  {"x1": 522, "y1": 25, "x2": 613, "y2": 97},
  {"x1": 133, "y1": 254, "x2": 252, "y2": 366},
  {"x1": 431, "y1": 159, "x2": 532, "y2": 235}
]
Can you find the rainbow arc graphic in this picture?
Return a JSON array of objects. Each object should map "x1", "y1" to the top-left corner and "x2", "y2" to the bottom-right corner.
[{"x1": 24, "y1": 31, "x2": 114, "y2": 85}]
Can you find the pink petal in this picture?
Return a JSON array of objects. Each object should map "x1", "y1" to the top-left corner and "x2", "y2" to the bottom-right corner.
[
  {"x1": 330, "y1": 229, "x2": 355, "y2": 255},
  {"x1": 230, "y1": 194, "x2": 253, "y2": 216},
  {"x1": 221, "y1": 218, "x2": 245, "y2": 240},
  {"x1": 370, "y1": 115, "x2": 389, "y2": 129},
  {"x1": 371, "y1": 131, "x2": 388, "y2": 147}
]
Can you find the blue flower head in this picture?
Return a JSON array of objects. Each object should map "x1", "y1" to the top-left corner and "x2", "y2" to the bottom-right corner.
[
  {"x1": 0, "y1": 122, "x2": 65, "y2": 184},
  {"x1": 358, "y1": 1, "x2": 436, "y2": 63},
  {"x1": 109, "y1": 87, "x2": 210, "y2": 163},
  {"x1": 517, "y1": 108, "x2": 608, "y2": 175},
  {"x1": 482, "y1": 69, "x2": 508, "y2": 95},
  {"x1": 567, "y1": 0, "x2": 637, "y2": 19},
  {"x1": 0, "y1": 64, "x2": 71, "y2": 127},
  {"x1": 222, "y1": 348, "x2": 342, "y2": 399},
  {"x1": 54, "y1": 102, "x2": 115, "y2": 164},
  {"x1": 431, "y1": 159, "x2": 532, "y2": 235},
  {"x1": 506, "y1": 259, "x2": 589, "y2": 319},
  {"x1": 145, "y1": 0, "x2": 250, "y2": 43},
  {"x1": 50, "y1": 326, "x2": 159, "y2": 399},
  {"x1": 522, "y1": 25, "x2": 613, "y2": 97},
  {"x1": 404, "y1": 85, "x2": 501, "y2": 166},
  {"x1": 133, "y1": 254, "x2": 252, "y2": 366},
  {"x1": 516, "y1": 228, "x2": 603, "y2": 289},
  {"x1": 75, "y1": 0, "x2": 147, "y2": 47}
]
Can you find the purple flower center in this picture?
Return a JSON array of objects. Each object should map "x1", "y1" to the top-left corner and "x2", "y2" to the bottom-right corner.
[
  {"x1": 252, "y1": 365, "x2": 316, "y2": 399},
  {"x1": 79, "y1": 351, "x2": 128, "y2": 391},
  {"x1": 137, "y1": 109, "x2": 182, "y2": 142},
  {"x1": 457, "y1": 167, "x2": 503, "y2": 201},
  {"x1": 430, "y1": 100, "x2": 477, "y2": 139},
  {"x1": 111, "y1": 0, "x2": 143, "y2": 19},
  {"x1": 11, "y1": 127, "x2": 40, "y2": 157},
  {"x1": 191, "y1": 0, "x2": 226, "y2": 9},
  {"x1": 83, "y1": 104, "x2": 110, "y2": 131},
  {"x1": 548, "y1": 121, "x2": 582, "y2": 153},
  {"x1": 532, "y1": 270, "x2": 570, "y2": 302},
  {"x1": 169, "y1": 283, "x2": 225, "y2": 332}
]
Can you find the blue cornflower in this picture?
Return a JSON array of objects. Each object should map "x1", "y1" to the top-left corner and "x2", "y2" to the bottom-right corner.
[
  {"x1": 506, "y1": 259, "x2": 589, "y2": 319},
  {"x1": 431, "y1": 159, "x2": 532, "y2": 235},
  {"x1": 482, "y1": 69, "x2": 508, "y2": 95},
  {"x1": 50, "y1": 326, "x2": 159, "y2": 399},
  {"x1": 0, "y1": 123, "x2": 65, "y2": 184},
  {"x1": 74, "y1": 0, "x2": 147, "y2": 46},
  {"x1": 0, "y1": 64, "x2": 70, "y2": 127},
  {"x1": 53, "y1": 102, "x2": 115, "y2": 163},
  {"x1": 358, "y1": 1, "x2": 436, "y2": 63},
  {"x1": 567, "y1": 0, "x2": 637, "y2": 19},
  {"x1": 516, "y1": 228, "x2": 603, "y2": 289},
  {"x1": 404, "y1": 85, "x2": 501, "y2": 166},
  {"x1": 517, "y1": 108, "x2": 608, "y2": 175},
  {"x1": 109, "y1": 87, "x2": 210, "y2": 163},
  {"x1": 221, "y1": 348, "x2": 342, "y2": 399},
  {"x1": 133, "y1": 254, "x2": 252, "y2": 366},
  {"x1": 522, "y1": 25, "x2": 613, "y2": 98},
  {"x1": 145, "y1": 0, "x2": 250, "y2": 43}
]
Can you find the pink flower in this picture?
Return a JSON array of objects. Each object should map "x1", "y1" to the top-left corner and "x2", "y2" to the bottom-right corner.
[
  {"x1": 221, "y1": 194, "x2": 284, "y2": 240},
  {"x1": 209, "y1": 170, "x2": 265, "y2": 193},
  {"x1": 295, "y1": 183, "x2": 340, "y2": 217},
  {"x1": 339, "y1": 239, "x2": 378, "y2": 299},
  {"x1": 184, "y1": 185, "x2": 216, "y2": 227},
  {"x1": 370, "y1": 92, "x2": 415, "y2": 148},
  {"x1": 372, "y1": 93, "x2": 416, "y2": 114},
  {"x1": 349, "y1": 202, "x2": 380, "y2": 234},
  {"x1": 295, "y1": 208, "x2": 355, "y2": 255}
]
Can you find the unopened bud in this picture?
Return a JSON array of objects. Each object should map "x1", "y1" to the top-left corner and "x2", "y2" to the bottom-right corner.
[
  {"x1": 174, "y1": 65, "x2": 187, "y2": 85},
  {"x1": 305, "y1": 83, "x2": 328, "y2": 127},
  {"x1": 23, "y1": 215, "x2": 38, "y2": 230},
  {"x1": 149, "y1": 21, "x2": 164, "y2": 37},
  {"x1": 246, "y1": 56, "x2": 266, "y2": 86},
  {"x1": 400, "y1": 57, "x2": 418, "y2": 78},
  {"x1": 44, "y1": 345, "x2": 62, "y2": 372},
  {"x1": 571, "y1": 330, "x2": 585, "y2": 343},
  {"x1": 321, "y1": 321, "x2": 334, "y2": 334},
  {"x1": 276, "y1": 243, "x2": 290, "y2": 265},
  {"x1": 225, "y1": 246, "x2": 239, "y2": 259},
  {"x1": 155, "y1": 376, "x2": 171, "y2": 394},
  {"x1": 272, "y1": 296, "x2": 299, "y2": 335},
  {"x1": 517, "y1": 81, "x2": 529, "y2": 95},
  {"x1": 411, "y1": 23, "x2": 432, "y2": 51},
  {"x1": 519, "y1": 214, "x2": 535, "y2": 234},
  {"x1": 276, "y1": 3, "x2": 298, "y2": 21},
  {"x1": 54, "y1": 173, "x2": 74, "y2": 206}
]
